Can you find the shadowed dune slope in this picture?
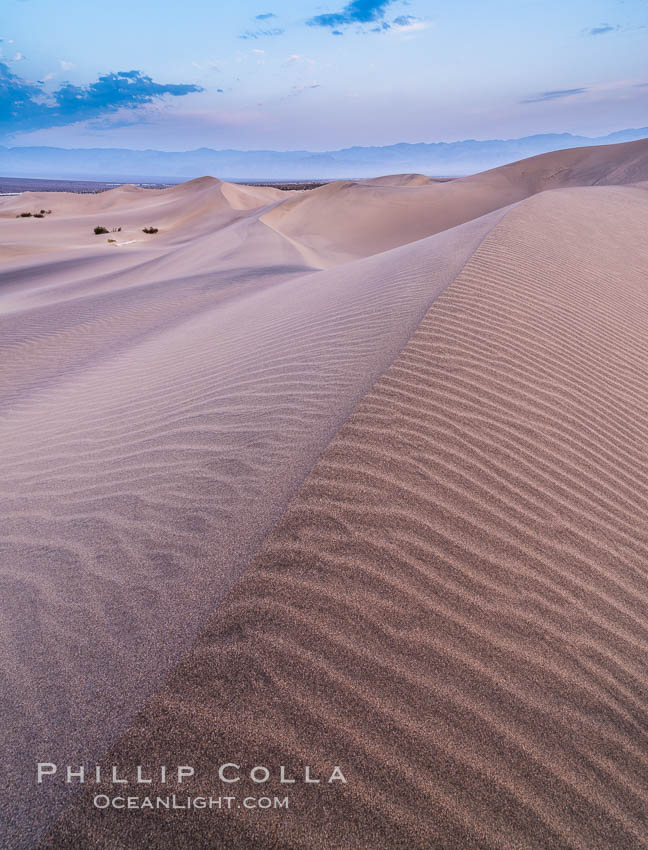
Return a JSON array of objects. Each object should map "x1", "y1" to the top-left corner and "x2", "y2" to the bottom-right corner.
[
  {"x1": 42, "y1": 183, "x2": 648, "y2": 850},
  {"x1": 261, "y1": 137, "x2": 648, "y2": 265},
  {"x1": 0, "y1": 205, "x2": 508, "y2": 848}
]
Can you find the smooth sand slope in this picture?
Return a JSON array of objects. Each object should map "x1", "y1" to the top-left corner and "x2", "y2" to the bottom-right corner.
[
  {"x1": 1, "y1": 137, "x2": 647, "y2": 848},
  {"x1": 42, "y1": 180, "x2": 648, "y2": 850}
]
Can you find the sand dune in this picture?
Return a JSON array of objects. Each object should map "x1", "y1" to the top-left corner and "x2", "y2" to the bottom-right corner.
[
  {"x1": 362, "y1": 173, "x2": 443, "y2": 186},
  {"x1": 0, "y1": 176, "x2": 279, "y2": 263},
  {"x1": 41, "y1": 179, "x2": 648, "y2": 850},
  {"x1": 261, "y1": 138, "x2": 648, "y2": 266},
  {"x1": 1, "y1": 137, "x2": 648, "y2": 848},
  {"x1": 0, "y1": 191, "x2": 507, "y2": 845},
  {"x1": 4, "y1": 137, "x2": 646, "y2": 271}
]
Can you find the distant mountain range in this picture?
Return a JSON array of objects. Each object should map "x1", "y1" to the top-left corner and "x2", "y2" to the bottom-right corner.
[{"x1": 2, "y1": 127, "x2": 647, "y2": 181}]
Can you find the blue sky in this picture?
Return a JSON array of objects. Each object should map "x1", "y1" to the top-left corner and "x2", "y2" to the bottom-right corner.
[{"x1": 1, "y1": 0, "x2": 647, "y2": 150}]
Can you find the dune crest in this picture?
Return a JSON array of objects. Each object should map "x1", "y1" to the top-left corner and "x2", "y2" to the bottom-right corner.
[{"x1": 362, "y1": 173, "x2": 442, "y2": 186}]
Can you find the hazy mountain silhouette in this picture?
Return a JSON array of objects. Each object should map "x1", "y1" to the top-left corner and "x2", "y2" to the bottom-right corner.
[{"x1": 1, "y1": 126, "x2": 647, "y2": 181}]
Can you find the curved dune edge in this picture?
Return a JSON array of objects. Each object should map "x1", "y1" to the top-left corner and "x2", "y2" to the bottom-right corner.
[
  {"x1": 40, "y1": 183, "x2": 648, "y2": 850},
  {"x1": 0, "y1": 205, "x2": 509, "y2": 847}
]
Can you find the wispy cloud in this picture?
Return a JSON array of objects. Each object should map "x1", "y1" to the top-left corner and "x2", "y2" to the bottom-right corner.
[
  {"x1": 0, "y1": 63, "x2": 202, "y2": 136},
  {"x1": 585, "y1": 23, "x2": 620, "y2": 36},
  {"x1": 255, "y1": 12, "x2": 276, "y2": 20},
  {"x1": 191, "y1": 59, "x2": 222, "y2": 72},
  {"x1": 285, "y1": 53, "x2": 315, "y2": 66},
  {"x1": 389, "y1": 15, "x2": 431, "y2": 34},
  {"x1": 239, "y1": 27, "x2": 284, "y2": 39},
  {"x1": 307, "y1": 0, "x2": 394, "y2": 29},
  {"x1": 308, "y1": 5, "x2": 429, "y2": 36},
  {"x1": 521, "y1": 87, "x2": 588, "y2": 104},
  {"x1": 282, "y1": 80, "x2": 322, "y2": 99}
]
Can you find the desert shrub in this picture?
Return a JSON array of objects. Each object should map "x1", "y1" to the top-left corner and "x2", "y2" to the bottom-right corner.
[
  {"x1": 142, "y1": 226, "x2": 159, "y2": 234},
  {"x1": 40, "y1": 209, "x2": 52, "y2": 214},
  {"x1": 111, "y1": 226, "x2": 121, "y2": 232},
  {"x1": 18, "y1": 212, "x2": 32, "y2": 217},
  {"x1": 107, "y1": 238, "x2": 116, "y2": 243},
  {"x1": 33, "y1": 213, "x2": 45, "y2": 218},
  {"x1": 94, "y1": 225, "x2": 109, "y2": 235}
]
